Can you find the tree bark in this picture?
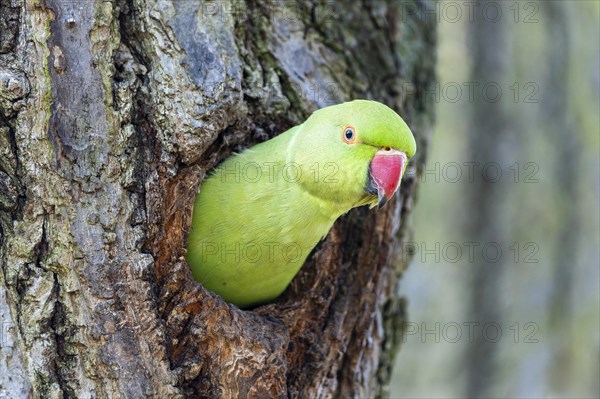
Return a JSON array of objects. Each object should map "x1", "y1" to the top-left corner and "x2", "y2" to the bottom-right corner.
[
  {"x1": 465, "y1": 1, "x2": 513, "y2": 397},
  {"x1": 0, "y1": 0, "x2": 435, "y2": 398},
  {"x1": 540, "y1": 2, "x2": 581, "y2": 393}
]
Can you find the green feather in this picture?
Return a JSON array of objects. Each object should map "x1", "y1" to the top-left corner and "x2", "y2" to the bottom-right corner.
[{"x1": 186, "y1": 100, "x2": 416, "y2": 307}]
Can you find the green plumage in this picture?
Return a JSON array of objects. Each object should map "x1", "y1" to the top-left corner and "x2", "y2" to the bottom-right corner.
[{"x1": 187, "y1": 100, "x2": 416, "y2": 307}]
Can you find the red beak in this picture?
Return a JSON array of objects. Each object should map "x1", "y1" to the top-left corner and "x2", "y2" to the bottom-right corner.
[{"x1": 367, "y1": 149, "x2": 407, "y2": 208}]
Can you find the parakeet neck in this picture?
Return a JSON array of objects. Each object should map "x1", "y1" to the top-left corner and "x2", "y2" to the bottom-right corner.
[{"x1": 284, "y1": 125, "x2": 363, "y2": 215}]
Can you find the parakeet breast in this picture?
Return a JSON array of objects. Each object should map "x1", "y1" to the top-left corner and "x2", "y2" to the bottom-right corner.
[{"x1": 186, "y1": 128, "x2": 343, "y2": 308}]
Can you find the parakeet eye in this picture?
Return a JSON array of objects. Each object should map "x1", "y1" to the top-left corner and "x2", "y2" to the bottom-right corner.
[{"x1": 343, "y1": 126, "x2": 356, "y2": 144}]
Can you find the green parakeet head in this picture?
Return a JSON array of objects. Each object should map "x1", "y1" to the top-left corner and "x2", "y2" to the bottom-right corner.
[{"x1": 289, "y1": 100, "x2": 416, "y2": 209}]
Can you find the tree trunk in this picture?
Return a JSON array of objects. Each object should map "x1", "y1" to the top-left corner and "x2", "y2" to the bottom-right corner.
[
  {"x1": 465, "y1": 1, "x2": 513, "y2": 397},
  {"x1": 540, "y1": 2, "x2": 582, "y2": 393},
  {"x1": 0, "y1": 0, "x2": 435, "y2": 397}
]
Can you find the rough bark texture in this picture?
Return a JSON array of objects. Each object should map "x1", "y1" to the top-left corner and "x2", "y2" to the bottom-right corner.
[{"x1": 0, "y1": 0, "x2": 435, "y2": 398}]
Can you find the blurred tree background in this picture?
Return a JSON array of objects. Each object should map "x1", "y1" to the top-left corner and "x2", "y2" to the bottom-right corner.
[{"x1": 391, "y1": 0, "x2": 599, "y2": 397}]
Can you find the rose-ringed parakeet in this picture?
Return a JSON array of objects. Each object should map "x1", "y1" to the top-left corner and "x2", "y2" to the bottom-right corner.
[{"x1": 187, "y1": 100, "x2": 416, "y2": 308}]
